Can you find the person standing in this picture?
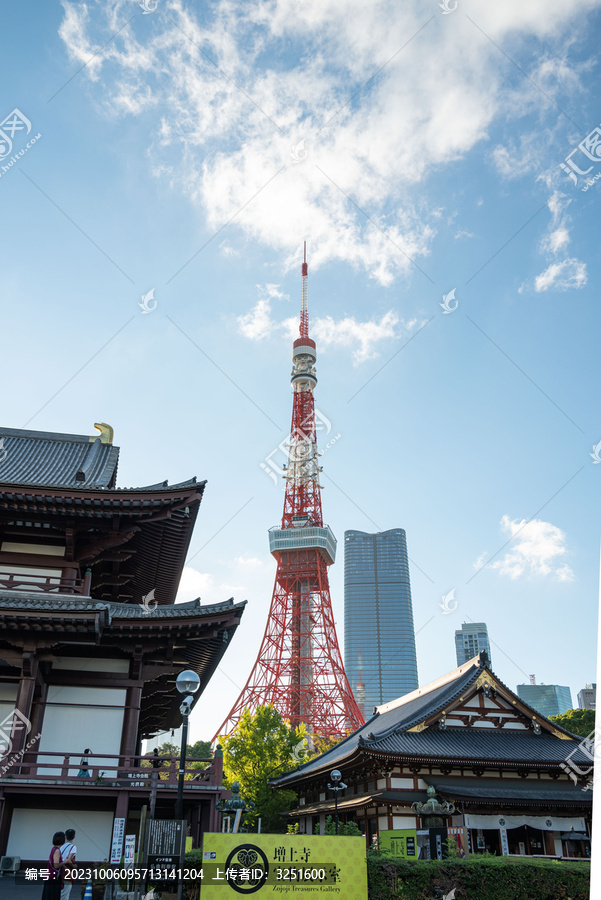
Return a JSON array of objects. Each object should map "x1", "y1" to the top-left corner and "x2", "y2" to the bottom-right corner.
[
  {"x1": 151, "y1": 748, "x2": 163, "y2": 779},
  {"x1": 77, "y1": 749, "x2": 91, "y2": 777},
  {"x1": 59, "y1": 829, "x2": 77, "y2": 900},
  {"x1": 41, "y1": 831, "x2": 73, "y2": 900}
]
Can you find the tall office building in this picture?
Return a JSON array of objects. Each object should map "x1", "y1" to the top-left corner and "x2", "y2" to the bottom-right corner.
[
  {"x1": 516, "y1": 683, "x2": 573, "y2": 718},
  {"x1": 344, "y1": 529, "x2": 418, "y2": 715},
  {"x1": 455, "y1": 622, "x2": 492, "y2": 667},
  {"x1": 577, "y1": 684, "x2": 596, "y2": 710}
]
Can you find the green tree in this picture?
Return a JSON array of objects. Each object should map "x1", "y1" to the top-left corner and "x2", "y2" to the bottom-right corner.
[
  {"x1": 142, "y1": 741, "x2": 213, "y2": 777},
  {"x1": 309, "y1": 732, "x2": 346, "y2": 758},
  {"x1": 317, "y1": 816, "x2": 362, "y2": 836},
  {"x1": 549, "y1": 708, "x2": 595, "y2": 738},
  {"x1": 188, "y1": 739, "x2": 213, "y2": 759},
  {"x1": 219, "y1": 705, "x2": 304, "y2": 833}
]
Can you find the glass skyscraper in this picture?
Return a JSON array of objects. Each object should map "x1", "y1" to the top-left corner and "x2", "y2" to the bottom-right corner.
[
  {"x1": 516, "y1": 683, "x2": 573, "y2": 718},
  {"x1": 455, "y1": 622, "x2": 492, "y2": 668},
  {"x1": 344, "y1": 529, "x2": 418, "y2": 717}
]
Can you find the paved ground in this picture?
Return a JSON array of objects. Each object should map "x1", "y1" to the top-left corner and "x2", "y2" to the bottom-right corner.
[
  {"x1": 0, "y1": 879, "x2": 93, "y2": 899},
  {"x1": 0, "y1": 880, "x2": 147, "y2": 899}
]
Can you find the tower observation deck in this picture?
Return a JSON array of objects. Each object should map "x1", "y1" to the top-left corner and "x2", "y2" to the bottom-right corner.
[{"x1": 214, "y1": 244, "x2": 364, "y2": 740}]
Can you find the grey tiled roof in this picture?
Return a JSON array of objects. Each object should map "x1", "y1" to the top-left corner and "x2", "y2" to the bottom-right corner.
[
  {"x1": 0, "y1": 592, "x2": 245, "y2": 621},
  {"x1": 364, "y1": 728, "x2": 591, "y2": 765},
  {"x1": 0, "y1": 427, "x2": 119, "y2": 488}
]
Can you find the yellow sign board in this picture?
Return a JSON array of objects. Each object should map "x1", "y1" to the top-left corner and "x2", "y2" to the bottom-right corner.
[
  {"x1": 199, "y1": 833, "x2": 367, "y2": 897},
  {"x1": 379, "y1": 829, "x2": 417, "y2": 859}
]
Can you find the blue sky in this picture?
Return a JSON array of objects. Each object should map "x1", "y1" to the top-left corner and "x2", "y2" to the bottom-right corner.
[{"x1": 1, "y1": 0, "x2": 600, "y2": 741}]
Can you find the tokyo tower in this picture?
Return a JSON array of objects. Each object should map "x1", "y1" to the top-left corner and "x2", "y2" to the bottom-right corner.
[{"x1": 215, "y1": 245, "x2": 364, "y2": 740}]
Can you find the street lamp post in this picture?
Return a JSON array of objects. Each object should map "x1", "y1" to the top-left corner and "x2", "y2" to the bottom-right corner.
[
  {"x1": 175, "y1": 669, "x2": 200, "y2": 900},
  {"x1": 327, "y1": 769, "x2": 347, "y2": 835}
]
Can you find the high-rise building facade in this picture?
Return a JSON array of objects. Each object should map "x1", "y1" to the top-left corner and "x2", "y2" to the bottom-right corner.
[
  {"x1": 455, "y1": 622, "x2": 492, "y2": 667},
  {"x1": 344, "y1": 529, "x2": 418, "y2": 716},
  {"x1": 516, "y1": 683, "x2": 573, "y2": 718},
  {"x1": 577, "y1": 683, "x2": 596, "y2": 710}
]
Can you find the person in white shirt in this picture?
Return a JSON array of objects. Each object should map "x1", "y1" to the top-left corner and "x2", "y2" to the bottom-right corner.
[{"x1": 59, "y1": 829, "x2": 77, "y2": 900}]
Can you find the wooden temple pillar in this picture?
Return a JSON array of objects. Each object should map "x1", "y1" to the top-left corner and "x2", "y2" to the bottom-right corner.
[
  {"x1": 120, "y1": 685, "x2": 143, "y2": 763},
  {"x1": 0, "y1": 793, "x2": 11, "y2": 857},
  {"x1": 10, "y1": 651, "x2": 38, "y2": 758},
  {"x1": 114, "y1": 790, "x2": 130, "y2": 842}
]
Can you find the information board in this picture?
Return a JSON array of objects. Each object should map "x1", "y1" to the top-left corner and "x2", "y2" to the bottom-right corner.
[
  {"x1": 147, "y1": 819, "x2": 185, "y2": 867},
  {"x1": 379, "y1": 829, "x2": 417, "y2": 859},
  {"x1": 199, "y1": 833, "x2": 367, "y2": 897}
]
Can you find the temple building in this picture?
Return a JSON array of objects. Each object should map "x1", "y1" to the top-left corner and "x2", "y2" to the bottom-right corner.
[
  {"x1": 273, "y1": 652, "x2": 593, "y2": 860},
  {"x1": 0, "y1": 424, "x2": 245, "y2": 865}
]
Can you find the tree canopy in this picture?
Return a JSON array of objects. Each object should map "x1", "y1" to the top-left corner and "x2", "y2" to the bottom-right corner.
[
  {"x1": 219, "y1": 705, "x2": 305, "y2": 833},
  {"x1": 549, "y1": 708, "x2": 595, "y2": 738}
]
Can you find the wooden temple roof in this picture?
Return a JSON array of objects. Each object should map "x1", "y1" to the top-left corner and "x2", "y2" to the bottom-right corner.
[
  {"x1": 0, "y1": 426, "x2": 207, "y2": 605},
  {"x1": 273, "y1": 653, "x2": 593, "y2": 787},
  {"x1": 0, "y1": 424, "x2": 247, "y2": 733},
  {"x1": 0, "y1": 593, "x2": 246, "y2": 733}
]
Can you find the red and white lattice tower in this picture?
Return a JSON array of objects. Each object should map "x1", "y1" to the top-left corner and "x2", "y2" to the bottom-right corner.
[{"x1": 215, "y1": 244, "x2": 364, "y2": 740}]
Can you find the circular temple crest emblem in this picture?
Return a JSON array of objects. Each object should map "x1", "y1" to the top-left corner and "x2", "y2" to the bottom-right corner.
[
  {"x1": 546, "y1": 819, "x2": 553, "y2": 827},
  {"x1": 498, "y1": 818, "x2": 505, "y2": 826},
  {"x1": 224, "y1": 844, "x2": 269, "y2": 894}
]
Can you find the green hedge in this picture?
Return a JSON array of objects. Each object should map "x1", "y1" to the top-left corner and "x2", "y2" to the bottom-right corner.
[
  {"x1": 181, "y1": 849, "x2": 591, "y2": 900},
  {"x1": 367, "y1": 855, "x2": 591, "y2": 900}
]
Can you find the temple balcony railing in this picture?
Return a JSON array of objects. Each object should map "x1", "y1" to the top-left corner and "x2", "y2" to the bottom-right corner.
[
  {"x1": 0, "y1": 570, "x2": 90, "y2": 596},
  {"x1": 0, "y1": 751, "x2": 221, "y2": 788}
]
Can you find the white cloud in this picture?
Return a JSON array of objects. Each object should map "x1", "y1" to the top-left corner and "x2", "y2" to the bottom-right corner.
[
  {"x1": 541, "y1": 226, "x2": 570, "y2": 253},
  {"x1": 312, "y1": 311, "x2": 414, "y2": 364},
  {"x1": 234, "y1": 555, "x2": 264, "y2": 567},
  {"x1": 524, "y1": 191, "x2": 587, "y2": 292},
  {"x1": 219, "y1": 241, "x2": 240, "y2": 258},
  {"x1": 238, "y1": 298, "x2": 274, "y2": 340},
  {"x1": 534, "y1": 257, "x2": 587, "y2": 291},
  {"x1": 57, "y1": 0, "x2": 601, "y2": 284},
  {"x1": 488, "y1": 515, "x2": 574, "y2": 581},
  {"x1": 175, "y1": 566, "x2": 215, "y2": 603},
  {"x1": 237, "y1": 284, "x2": 417, "y2": 362}
]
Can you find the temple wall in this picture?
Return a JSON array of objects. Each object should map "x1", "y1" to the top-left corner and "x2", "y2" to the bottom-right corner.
[
  {"x1": 7, "y1": 808, "x2": 113, "y2": 862},
  {"x1": 38, "y1": 686, "x2": 126, "y2": 775}
]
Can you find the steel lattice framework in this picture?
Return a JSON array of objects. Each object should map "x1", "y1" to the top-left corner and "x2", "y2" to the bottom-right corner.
[{"x1": 215, "y1": 245, "x2": 364, "y2": 740}]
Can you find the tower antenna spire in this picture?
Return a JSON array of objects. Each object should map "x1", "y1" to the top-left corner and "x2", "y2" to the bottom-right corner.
[{"x1": 300, "y1": 241, "x2": 309, "y2": 338}]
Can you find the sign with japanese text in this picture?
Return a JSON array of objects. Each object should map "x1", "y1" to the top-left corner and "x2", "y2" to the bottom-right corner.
[
  {"x1": 379, "y1": 829, "x2": 417, "y2": 859},
  {"x1": 199, "y1": 834, "x2": 367, "y2": 896},
  {"x1": 110, "y1": 817, "x2": 125, "y2": 864},
  {"x1": 147, "y1": 819, "x2": 185, "y2": 867}
]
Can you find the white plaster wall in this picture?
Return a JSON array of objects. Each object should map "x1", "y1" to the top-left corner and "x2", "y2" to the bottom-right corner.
[
  {"x1": 378, "y1": 816, "x2": 388, "y2": 831},
  {"x1": 39, "y1": 687, "x2": 126, "y2": 775},
  {"x1": 7, "y1": 809, "x2": 113, "y2": 862},
  {"x1": 390, "y1": 777, "x2": 414, "y2": 789},
  {"x1": 0, "y1": 684, "x2": 18, "y2": 725},
  {"x1": 392, "y1": 816, "x2": 417, "y2": 829},
  {"x1": 1, "y1": 542, "x2": 64, "y2": 556},
  {"x1": 1, "y1": 565, "x2": 62, "y2": 583}
]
